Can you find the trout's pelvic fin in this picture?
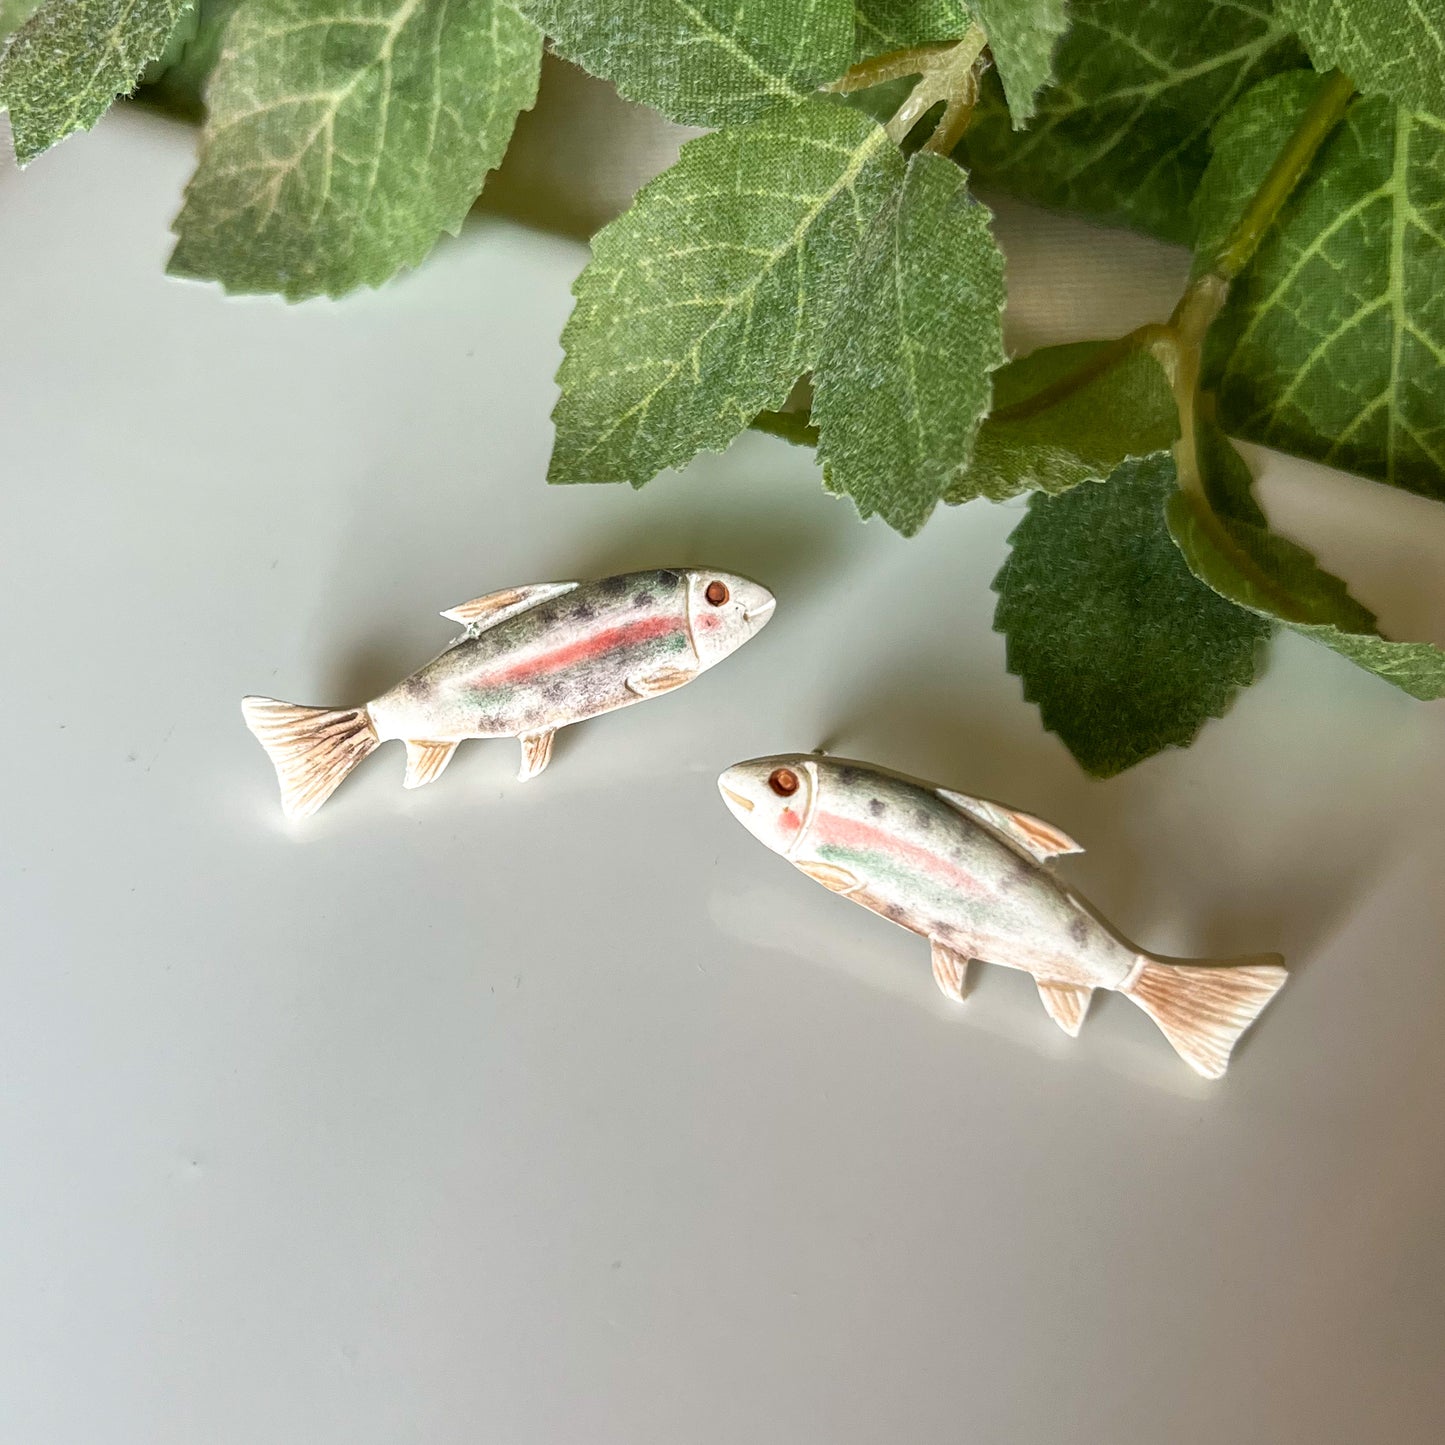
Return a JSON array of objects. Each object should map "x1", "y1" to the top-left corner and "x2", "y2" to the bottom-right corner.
[
  {"x1": 1125, "y1": 955, "x2": 1287, "y2": 1080},
  {"x1": 796, "y1": 859, "x2": 862, "y2": 894},
  {"x1": 241, "y1": 697, "x2": 379, "y2": 820},
  {"x1": 441, "y1": 581, "x2": 578, "y2": 632},
  {"x1": 1036, "y1": 979, "x2": 1093, "y2": 1037},
  {"x1": 930, "y1": 941, "x2": 973, "y2": 1003},
  {"x1": 935, "y1": 790, "x2": 1083, "y2": 862},
  {"x1": 403, "y1": 739, "x2": 459, "y2": 789},
  {"x1": 517, "y1": 729, "x2": 556, "y2": 782},
  {"x1": 626, "y1": 665, "x2": 697, "y2": 698}
]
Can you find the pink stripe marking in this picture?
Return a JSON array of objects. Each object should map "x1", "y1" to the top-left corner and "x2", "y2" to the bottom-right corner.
[
  {"x1": 481, "y1": 612, "x2": 682, "y2": 686},
  {"x1": 812, "y1": 811, "x2": 989, "y2": 896}
]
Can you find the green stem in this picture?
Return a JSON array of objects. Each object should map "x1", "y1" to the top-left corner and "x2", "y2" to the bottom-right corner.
[
  {"x1": 882, "y1": 26, "x2": 989, "y2": 149},
  {"x1": 1207, "y1": 68, "x2": 1356, "y2": 282},
  {"x1": 1158, "y1": 70, "x2": 1355, "y2": 606},
  {"x1": 1166, "y1": 69, "x2": 1355, "y2": 501},
  {"x1": 825, "y1": 44, "x2": 952, "y2": 94}
]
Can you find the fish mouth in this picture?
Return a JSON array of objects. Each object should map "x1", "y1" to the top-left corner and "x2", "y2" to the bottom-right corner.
[
  {"x1": 743, "y1": 598, "x2": 776, "y2": 624},
  {"x1": 719, "y1": 784, "x2": 755, "y2": 813}
]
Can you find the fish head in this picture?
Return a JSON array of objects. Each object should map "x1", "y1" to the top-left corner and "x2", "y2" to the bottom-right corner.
[
  {"x1": 717, "y1": 754, "x2": 819, "y2": 856},
  {"x1": 685, "y1": 570, "x2": 775, "y2": 668}
]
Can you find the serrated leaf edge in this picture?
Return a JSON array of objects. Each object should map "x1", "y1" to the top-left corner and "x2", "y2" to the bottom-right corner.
[
  {"x1": 165, "y1": 0, "x2": 543, "y2": 301},
  {"x1": 547, "y1": 109, "x2": 894, "y2": 485}
]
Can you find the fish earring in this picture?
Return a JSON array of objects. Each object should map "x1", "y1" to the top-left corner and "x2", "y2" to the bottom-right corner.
[
  {"x1": 243, "y1": 568, "x2": 775, "y2": 819},
  {"x1": 717, "y1": 754, "x2": 1286, "y2": 1080}
]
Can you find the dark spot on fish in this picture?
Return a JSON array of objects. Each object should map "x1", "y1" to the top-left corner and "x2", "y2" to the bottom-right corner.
[
  {"x1": 884, "y1": 901, "x2": 905, "y2": 921},
  {"x1": 572, "y1": 600, "x2": 596, "y2": 622},
  {"x1": 633, "y1": 590, "x2": 654, "y2": 609},
  {"x1": 602, "y1": 575, "x2": 629, "y2": 597},
  {"x1": 868, "y1": 797, "x2": 885, "y2": 817},
  {"x1": 838, "y1": 766, "x2": 861, "y2": 785},
  {"x1": 543, "y1": 681, "x2": 567, "y2": 704},
  {"x1": 913, "y1": 808, "x2": 933, "y2": 831},
  {"x1": 1068, "y1": 914, "x2": 1090, "y2": 947}
]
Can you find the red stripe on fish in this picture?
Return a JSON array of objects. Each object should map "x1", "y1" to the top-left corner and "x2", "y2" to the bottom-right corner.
[
  {"x1": 812, "y1": 810, "x2": 991, "y2": 897},
  {"x1": 479, "y1": 612, "x2": 685, "y2": 686}
]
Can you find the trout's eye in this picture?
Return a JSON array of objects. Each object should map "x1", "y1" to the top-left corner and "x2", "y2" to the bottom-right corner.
[
  {"x1": 705, "y1": 580, "x2": 730, "y2": 606},
  {"x1": 768, "y1": 767, "x2": 799, "y2": 797}
]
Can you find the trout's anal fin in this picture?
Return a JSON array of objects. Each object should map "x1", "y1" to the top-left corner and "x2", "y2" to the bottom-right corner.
[
  {"x1": 930, "y1": 941, "x2": 973, "y2": 1003},
  {"x1": 1036, "y1": 979, "x2": 1094, "y2": 1036},
  {"x1": 403, "y1": 739, "x2": 459, "y2": 789},
  {"x1": 517, "y1": 729, "x2": 556, "y2": 782},
  {"x1": 626, "y1": 665, "x2": 697, "y2": 698},
  {"x1": 796, "y1": 859, "x2": 862, "y2": 894},
  {"x1": 936, "y1": 789, "x2": 1083, "y2": 862},
  {"x1": 442, "y1": 581, "x2": 578, "y2": 633}
]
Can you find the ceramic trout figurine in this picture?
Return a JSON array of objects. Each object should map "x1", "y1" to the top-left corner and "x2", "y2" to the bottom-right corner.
[
  {"x1": 244, "y1": 569, "x2": 775, "y2": 819},
  {"x1": 718, "y1": 755, "x2": 1286, "y2": 1079}
]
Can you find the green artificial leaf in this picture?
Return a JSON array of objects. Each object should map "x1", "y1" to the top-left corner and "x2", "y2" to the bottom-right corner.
[
  {"x1": 839, "y1": 72, "x2": 918, "y2": 127},
  {"x1": 1276, "y1": 0, "x2": 1445, "y2": 118},
  {"x1": 812, "y1": 151, "x2": 1005, "y2": 534},
  {"x1": 139, "y1": 0, "x2": 238, "y2": 120},
  {"x1": 516, "y1": 0, "x2": 854, "y2": 126},
  {"x1": 1167, "y1": 423, "x2": 1445, "y2": 700},
  {"x1": 752, "y1": 406, "x2": 820, "y2": 448},
  {"x1": 972, "y1": 0, "x2": 1069, "y2": 125},
  {"x1": 141, "y1": 3, "x2": 200, "y2": 84},
  {"x1": 994, "y1": 452, "x2": 1270, "y2": 776},
  {"x1": 948, "y1": 339, "x2": 1178, "y2": 502},
  {"x1": 1201, "y1": 72, "x2": 1445, "y2": 501},
  {"x1": 167, "y1": 0, "x2": 542, "y2": 300},
  {"x1": 549, "y1": 98, "x2": 901, "y2": 487},
  {"x1": 0, "y1": 0, "x2": 191, "y2": 163},
  {"x1": 854, "y1": 0, "x2": 974, "y2": 59},
  {"x1": 959, "y1": 0, "x2": 1304, "y2": 243},
  {"x1": 0, "y1": 1, "x2": 40, "y2": 44}
]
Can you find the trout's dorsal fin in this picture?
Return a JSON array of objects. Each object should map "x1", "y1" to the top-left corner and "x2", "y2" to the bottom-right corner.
[
  {"x1": 935, "y1": 790, "x2": 1084, "y2": 862},
  {"x1": 441, "y1": 581, "x2": 578, "y2": 631}
]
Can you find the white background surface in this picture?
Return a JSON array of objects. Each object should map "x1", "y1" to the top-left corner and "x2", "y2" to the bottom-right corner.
[{"x1": 3, "y1": 105, "x2": 1444, "y2": 1444}]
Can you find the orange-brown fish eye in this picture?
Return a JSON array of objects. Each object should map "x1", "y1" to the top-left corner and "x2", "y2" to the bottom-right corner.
[
  {"x1": 768, "y1": 767, "x2": 799, "y2": 797},
  {"x1": 705, "y1": 580, "x2": 730, "y2": 606}
]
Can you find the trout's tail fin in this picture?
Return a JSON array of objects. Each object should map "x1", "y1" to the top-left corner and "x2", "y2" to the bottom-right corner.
[
  {"x1": 241, "y1": 697, "x2": 379, "y2": 820},
  {"x1": 1125, "y1": 954, "x2": 1287, "y2": 1080}
]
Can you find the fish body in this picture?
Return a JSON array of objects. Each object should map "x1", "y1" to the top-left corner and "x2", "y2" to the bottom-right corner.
[
  {"x1": 718, "y1": 755, "x2": 1286, "y2": 1079},
  {"x1": 245, "y1": 569, "x2": 774, "y2": 819}
]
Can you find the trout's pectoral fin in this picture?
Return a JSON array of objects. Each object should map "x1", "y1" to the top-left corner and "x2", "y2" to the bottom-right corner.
[
  {"x1": 517, "y1": 729, "x2": 556, "y2": 782},
  {"x1": 935, "y1": 789, "x2": 1084, "y2": 862},
  {"x1": 930, "y1": 941, "x2": 974, "y2": 1003},
  {"x1": 796, "y1": 859, "x2": 862, "y2": 894},
  {"x1": 626, "y1": 665, "x2": 698, "y2": 698},
  {"x1": 403, "y1": 739, "x2": 459, "y2": 789},
  {"x1": 1036, "y1": 979, "x2": 1094, "y2": 1037},
  {"x1": 442, "y1": 581, "x2": 578, "y2": 633}
]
